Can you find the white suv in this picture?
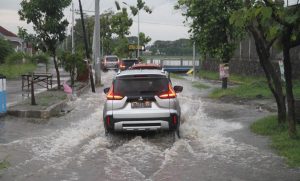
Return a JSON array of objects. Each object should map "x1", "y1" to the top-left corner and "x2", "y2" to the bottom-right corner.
[
  {"x1": 101, "y1": 55, "x2": 119, "y2": 71},
  {"x1": 103, "y1": 69, "x2": 183, "y2": 135}
]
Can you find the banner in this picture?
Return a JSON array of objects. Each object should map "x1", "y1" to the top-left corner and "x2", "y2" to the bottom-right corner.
[{"x1": 219, "y1": 63, "x2": 229, "y2": 79}]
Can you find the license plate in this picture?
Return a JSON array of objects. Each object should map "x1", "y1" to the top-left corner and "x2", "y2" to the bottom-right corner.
[{"x1": 131, "y1": 101, "x2": 152, "y2": 108}]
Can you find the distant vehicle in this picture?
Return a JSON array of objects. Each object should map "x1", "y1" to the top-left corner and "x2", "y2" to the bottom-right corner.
[
  {"x1": 118, "y1": 58, "x2": 139, "y2": 71},
  {"x1": 130, "y1": 63, "x2": 162, "y2": 70},
  {"x1": 101, "y1": 55, "x2": 119, "y2": 71},
  {"x1": 103, "y1": 69, "x2": 183, "y2": 136}
]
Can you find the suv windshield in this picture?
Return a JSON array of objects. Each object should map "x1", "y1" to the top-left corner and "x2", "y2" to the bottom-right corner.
[{"x1": 114, "y1": 75, "x2": 168, "y2": 97}]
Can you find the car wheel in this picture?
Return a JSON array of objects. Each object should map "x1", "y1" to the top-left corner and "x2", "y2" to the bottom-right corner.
[
  {"x1": 105, "y1": 127, "x2": 112, "y2": 136},
  {"x1": 175, "y1": 128, "x2": 180, "y2": 139}
]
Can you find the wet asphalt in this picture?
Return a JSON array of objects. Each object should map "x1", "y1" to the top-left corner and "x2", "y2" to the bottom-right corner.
[{"x1": 0, "y1": 71, "x2": 299, "y2": 181}]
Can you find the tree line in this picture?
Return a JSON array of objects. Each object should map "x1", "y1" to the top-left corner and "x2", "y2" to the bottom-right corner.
[
  {"x1": 148, "y1": 39, "x2": 194, "y2": 56},
  {"x1": 17, "y1": 0, "x2": 152, "y2": 89}
]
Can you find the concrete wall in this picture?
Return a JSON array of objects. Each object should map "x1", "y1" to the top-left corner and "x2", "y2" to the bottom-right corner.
[{"x1": 201, "y1": 37, "x2": 300, "y2": 78}]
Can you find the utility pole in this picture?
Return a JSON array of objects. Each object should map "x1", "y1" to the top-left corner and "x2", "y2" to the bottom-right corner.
[
  {"x1": 193, "y1": 41, "x2": 196, "y2": 80},
  {"x1": 137, "y1": 10, "x2": 140, "y2": 58},
  {"x1": 122, "y1": 2, "x2": 140, "y2": 58},
  {"x1": 94, "y1": 0, "x2": 101, "y2": 86},
  {"x1": 78, "y1": 0, "x2": 96, "y2": 93},
  {"x1": 71, "y1": 2, "x2": 75, "y2": 54}
]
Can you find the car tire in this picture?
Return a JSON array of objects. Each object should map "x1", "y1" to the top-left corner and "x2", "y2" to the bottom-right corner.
[
  {"x1": 175, "y1": 117, "x2": 181, "y2": 139},
  {"x1": 175, "y1": 128, "x2": 180, "y2": 139},
  {"x1": 104, "y1": 127, "x2": 112, "y2": 136}
]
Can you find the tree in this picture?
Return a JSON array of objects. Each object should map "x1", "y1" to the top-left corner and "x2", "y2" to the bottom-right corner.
[
  {"x1": 115, "y1": 0, "x2": 152, "y2": 57},
  {"x1": 231, "y1": 0, "x2": 300, "y2": 137},
  {"x1": 263, "y1": 0, "x2": 300, "y2": 137},
  {"x1": 231, "y1": 1, "x2": 287, "y2": 125},
  {"x1": 139, "y1": 32, "x2": 151, "y2": 47},
  {"x1": 0, "y1": 38, "x2": 13, "y2": 64},
  {"x1": 176, "y1": 0, "x2": 244, "y2": 89},
  {"x1": 149, "y1": 39, "x2": 193, "y2": 56},
  {"x1": 110, "y1": 8, "x2": 133, "y2": 57},
  {"x1": 111, "y1": 8, "x2": 133, "y2": 38},
  {"x1": 18, "y1": 27, "x2": 42, "y2": 52},
  {"x1": 19, "y1": 0, "x2": 72, "y2": 89},
  {"x1": 100, "y1": 11, "x2": 114, "y2": 55},
  {"x1": 73, "y1": 10, "x2": 133, "y2": 57}
]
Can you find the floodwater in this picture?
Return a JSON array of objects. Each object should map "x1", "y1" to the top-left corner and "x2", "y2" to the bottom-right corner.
[{"x1": 0, "y1": 71, "x2": 299, "y2": 181}]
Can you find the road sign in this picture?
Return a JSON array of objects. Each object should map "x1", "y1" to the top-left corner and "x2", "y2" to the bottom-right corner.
[{"x1": 128, "y1": 44, "x2": 145, "y2": 51}]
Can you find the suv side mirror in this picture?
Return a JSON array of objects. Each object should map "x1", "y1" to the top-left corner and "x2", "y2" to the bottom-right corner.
[
  {"x1": 104, "y1": 87, "x2": 110, "y2": 94},
  {"x1": 174, "y1": 86, "x2": 183, "y2": 93}
]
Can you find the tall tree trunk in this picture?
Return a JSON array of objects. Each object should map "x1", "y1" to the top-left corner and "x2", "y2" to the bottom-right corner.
[
  {"x1": 53, "y1": 50, "x2": 61, "y2": 89},
  {"x1": 283, "y1": 45, "x2": 297, "y2": 137},
  {"x1": 249, "y1": 26, "x2": 286, "y2": 124},
  {"x1": 258, "y1": 50, "x2": 286, "y2": 124}
]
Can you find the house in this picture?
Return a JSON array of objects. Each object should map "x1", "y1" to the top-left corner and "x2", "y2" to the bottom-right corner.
[{"x1": 0, "y1": 26, "x2": 24, "y2": 52}]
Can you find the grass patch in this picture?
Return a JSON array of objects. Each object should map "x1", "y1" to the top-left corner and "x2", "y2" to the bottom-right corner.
[
  {"x1": 0, "y1": 63, "x2": 36, "y2": 79},
  {"x1": 193, "y1": 83, "x2": 210, "y2": 89},
  {"x1": 199, "y1": 70, "x2": 219, "y2": 80},
  {"x1": 170, "y1": 73, "x2": 185, "y2": 80},
  {"x1": 37, "y1": 91, "x2": 67, "y2": 106},
  {"x1": 210, "y1": 80, "x2": 272, "y2": 99},
  {"x1": 251, "y1": 115, "x2": 300, "y2": 167},
  {"x1": 12, "y1": 90, "x2": 67, "y2": 110},
  {"x1": 0, "y1": 160, "x2": 10, "y2": 170},
  {"x1": 200, "y1": 70, "x2": 300, "y2": 99}
]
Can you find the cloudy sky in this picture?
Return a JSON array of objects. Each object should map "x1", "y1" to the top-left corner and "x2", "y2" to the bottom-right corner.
[
  {"x1": 0, "y1": 0, "x2": 298, "y2": 44},
  {"x1": 0, "y1": 0, "x2": 189, "y2": 43}
]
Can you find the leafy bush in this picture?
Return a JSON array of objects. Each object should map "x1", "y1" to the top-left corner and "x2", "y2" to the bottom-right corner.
[
  {"x1": 0, "y1": 38, "x2": 14, "y2": 64},
  {"x1": 5, "y1": 52, "x2": 25, "y2": 64},
  {"x1": 59, "y1": 51, "x2": 85, "y2": 86},
  {"x1": 0, "y1": 64, "x2": 36, "y2": 79},
  {"x1": 31, "y1": 53, "x2": 50, "y2": 65},
  {"x1": 4, "y1": 52, "x2": 34, "y2": 64}
]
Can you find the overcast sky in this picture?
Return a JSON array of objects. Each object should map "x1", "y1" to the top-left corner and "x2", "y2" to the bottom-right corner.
[
  {"x1": 0, "y1": 0, "x2": 189, "y2": 44},
  {"x1": 0, "y1": 0, "x2": 298, "y2": 44}
]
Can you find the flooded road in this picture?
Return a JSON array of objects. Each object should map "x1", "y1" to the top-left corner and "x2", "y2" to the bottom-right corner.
[{"x1": 0, "y1": 71, "x2": 300, "y2": 181}]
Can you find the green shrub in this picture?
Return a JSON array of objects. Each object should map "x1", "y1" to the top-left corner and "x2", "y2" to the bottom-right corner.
[
  {"x1": 0, "y1": 64, "x2": 36, "y2": 79},
  {"x1": 31, "y1": 53, "x2": 50, "y2": 64},
  {"x1": 59, "y1": 51, "x2": 85, "y2": 86},
  {"x1": 4, "y1": 52, "x2": 34, "y2": 64},
  {"x1": 0, "y1": 38, "x2": 14, "y2": 64}
]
